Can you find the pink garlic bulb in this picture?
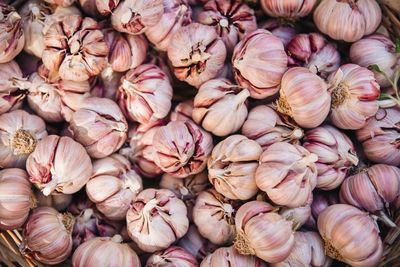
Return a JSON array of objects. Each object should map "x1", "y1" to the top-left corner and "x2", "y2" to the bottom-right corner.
[
  {"x1": 303, "y1": 125, "x2": 359, "y2": 190},
  {"x1": 242, "y1": 105, "x2": 303, "y2": 150},
  {"x1": 350, "y1": 34, "x2": 399, "y2": 87},
  {"x1": 153, "y1": 120, "x2": 213, "y2": 178},
  {"x1": 261, "y1": 0, "x2": 316, "y2": 19},
  {"x1": 0, "y1": 168, "x2": 33, "y2": 230},
  {"x1": 197, "y1": 0, "x2": 257, "y2": 53},
  {"x1": 117, "y1": 64, "x2": 173, "y2": 124},
  {"x1": 287, "y1": 33, "x2": 340, "y2": 78},
  {"x1": 313, "y1": 0, "x2": 381, "y2": 42},
  {"x1": 0, "y1": 4, "x2": 24, "y2": 63},
  {"x1": 86, "y1": 154, "x2": 143, "y2": 220},
  {"x1": 256, "y1": 142, "x2": 318, "y2": 207},
  {"x1": 200, "y1": 246, "x2": 266, "y2": 267},
  {"x1": 34, "y1": 189, "x2": 72, "y2": 211},
  {"x1": 111, "y1": 0, "x2": 164, "y2": 35},
  {"x1": 193, "y1": 189, "x2": 237, "y2": 245},
  {"x1": 69, "y1": 97, "x2": 128, "y2": 158},
  {"x1": 234, "y1": 201, "x2": 294, "y2": 263},
  {"x1": 42, "y1": 15, "x2": 108, "y2": 82},
  {"x1": 103, "y1": 28, "x2": 148, "y2": 72},
  {"x1": 208, "y1": 135, "x2": 262, "y2": 200},
  {"x1": 44, "y1": 0, "x2": 75, "y2": 7},
  {"x1": 356, "y1": 108, "x2": 400, "y2": 166},
  {"x1": 27, "y1": 135, "x2": 92, "y2": 195},
  {"x1": 0, "y1": 110, "x2": 47, "y2": 168},
  {"x1": 167, "y1": 23, "x2": 227, "y2": 88},
  {"x1": 276, "y1": 67, "x2": 331, "y2": 128},
  {"x1": 126, "y1": 188, "x2": 189, "y2": 252},
  {"x1": 22, "y1": 207, "x2": 73, "y2": 265},
  {"x1": 279, "y1": 195, "x2": 312, "y2": 230},
  {"x1": 72, "y1": 235, "x2": 141, "y2": 267},
  {"x1": 232, "y1": 29, "x2": 288, "y2": 99},
  {"x1": 261, "y1": 19, "x2": 296, "y2": 47},
  {"x1": 192, "y1": 79, "x2": 250, "y2": 136},
  {"x1": 147, "y1": 246, "x2": 197, "y2": 267},
  {"x1": 306, "y1": 190, "x2": 339, "y2": 229},
  {"x1": 318, "y1": 204, "x2": 383, "y2": 267},
  {"x1": 146, "y1": 0, "x2": 192, "y2": 51},
  {"x1": 328, "y1": 64, "x2": 380, "y2": 130},
  {"x1": 171, "y1": 99, "x2": 194, "y2": 122},
  {"x1": 271, "y1": 231, "x2": 332, "y2": 267}
]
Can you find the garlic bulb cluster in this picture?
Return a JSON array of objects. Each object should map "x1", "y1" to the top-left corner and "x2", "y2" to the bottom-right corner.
[
  {"x1": 261, "y1": 0, "x2": 316, "y2": 19},
  {"x1": 147, "y1": 246, "x2": 197, "y2": 267},
  {"x1": 0, "y1": 4, "x2": 24, "y2": 63},
  {"x1": 201, "y1": 246, "x2": 266, "y2": 267}
]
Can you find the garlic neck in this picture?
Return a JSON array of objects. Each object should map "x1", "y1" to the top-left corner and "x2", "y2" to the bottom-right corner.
[{"x1": 10, "y1": 129, "x2": 37, "y2": 155}]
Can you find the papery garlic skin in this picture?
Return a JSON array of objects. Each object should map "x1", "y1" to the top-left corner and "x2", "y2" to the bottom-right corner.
[
  {"x1": 167, "y1": 23, "x2": 227, "y2": 88},
  {"x1": 23, "y1": 207, "x2": 73, "y2": 265},
  {"x1": 234, "y1": 201, "x2": 294, "y2": 263},
  {"x1": 303, "y1": 125, "x2": 358, "y2": 190},
  {"x1": 27, "y1": 135, "x2": 92, "y2": 195},
  {"x1": 126, "y1": 188, "x2": 189, "y2": 253},
  {"x1": 170, "y1": 99, "x2": 194, "y2": 122},
  {"x1": 261, "y1": 0, "x2": 316, "y2": 19},
  {"x1": 232, "y1": 29, "x2": 288, "y2": 99},
  {"x1": 44, "y1": 0, "x2": 75, "y2": 7},
  {"x1": 317, "y1": 204, "x2": 383, "y2": 267},
  {"x1": 0, "y1": 4, "x2": 24, "y2": 63},
  {"x1": 200, "y1": 246, "x2": 266, "y2": 267},
  {"x1": 350, "y1": 34, "x2": 399, "y2": 87},
  {"x1": 193, "y1": 79, "x2": 250, "y2": 136},
  {"x1": 111, "y1": 0, "x2": 164, "y2": 35},
  {"x1": 271, "y1": 231, "x2": 332, "y2": 267},
  {"x1": 0, "y1": 110, "x2": 47, "y2": 168},
  {"x1": 42, "y1": 15, "x2": 108, "y2": 82},
  {"x1": 261, "y1": 19, "x2": 296, "y2": 47},
  {"x1": 0, "y1": 61, "x2": 27, "y2": 114},
  {"x1": 153, "y1": 120, "x2": 213, "y2": 178},
  {"x1": 72, "y1": 235, "x2": 141, "y2": 267},
  {"x1": 86, "y1": 154, "x2": 143, "y2": 220},
  {"x1": 117, "y1": 64, "x2": 173, "y2": 124},
  {"x1": 356, "y1": 108, "x2": 400, "y2": 166},
  {"x1": 242, "y1": 105, "x2": 303, "y2": 150},
  {"x1": 208, "y1": 135, "x2": 262, "y2": 200},
  {"x1": 197, "y1": 0, "x2": 257, "y2": 53},
  {"x1": 146, "y1": 0, "x2": 192, "y2": 52},
  {"x1": 277, "y1": 67, "x2": 331, "y2": 128},
  {"x1": 147, "y1": 246, "x2": 197, "y2": 267},
  {"x1": 313, "y1": 0, "x2": 381, "y2": 42},
  {"x1": 0, "y1": 168, "x2": 33, "y2": 230},
  {"x1": 69, "y1": 97, "x2": 128, "y2": 158},
  {"x1": 193, "y1": 189, "x2": 236, "y2": 245}
]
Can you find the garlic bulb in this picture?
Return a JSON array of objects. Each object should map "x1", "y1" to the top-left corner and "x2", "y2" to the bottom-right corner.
[
  {"x1": 306, "y1": 190, "x2": 338, "y2": 229},
  {"x1": 193, "y1": 189, "x2": 236, "y2": 245},
  {"x1": 256, "y1": 142, "x2": 318, "y2": 207},
  {"x1": 0, "y1": 110, "x2": 47, "y2": 168},
  {"x1": 197, "y1": 0, "x2": 257, "y2": 53},
  {"x1": 287, "y1": 32, "x2": 340, "y2": 78},
  {"x1": 147, "y1": 246, "x2": 197, "y2": 267},
  {"x1": 193, "y1": 79, "x2": 250, "y2": 136},
  {"x1": 69, "y1": 97, "x2": 128, "y2": 158},
  {"x1": 126, "y1": 188, "x2": 189, "y2": 252},
  {"x1": 44, "y1": 0, "x2": 75, "y2": 7},
  {"x1": 234, "y1": 201, "x2": 294, "y2": 263},
  {"x1": 0, "y1": 4, "x2": 24, "y2": 63},
  {"x1": 271, "y1": 231, "x2": 332, "y2": 267},
  {"x1": 208, "y1": 135, "x2": 262, "y2": 200},
  {"x1": 200, "y1": 246, "x2": 266, "y2": 267},
  {"x1": 242, "y1": 105, "x2": 303, "y2": 150},
  {"x1": 22, "y1": 207, "x2": 74, "y2": 265},
  {"x1": 42, "y1": 15, "x2": 108, "y2": 81},
  {"x1": 0, "y1": 168, "x2": 33, "y2": 230},
  {"x1": 276, "y1": 67, "x2": 331, "y2": 128},
  {"x1": 232, "y1": 29, "x2": 288, "y2": 99},
  {"x1": 167, "y1": 23, "x2": 227, "y2": 88},
  {"x1": 0, "y1": 61, "x2": 27, "y2": 115},
  {"x1": 261, "y1": 19, "x2": 296, "y2": 47},
  {"x1": 313, "y1": 0, "x2": 381, "y2": 42},
  {"x1": 303, "y1": 125, "x2": 358, "y2": 190},
  {"x1": 117, "y1": 64, "x2": 173, "y2": 124},
  {"x1": 261, "y1": 0, "x2": 316, "y2": 19},
  {"x1": 350, "y1": 34, "x2": 399, "y2": 87},
  {"x1": 27, "y1": 135, "x2": 92, "y2": 195},
  {"x1": 170, "y1": 99, "x2": 194, "y2": 122},
  {"x1": 72, "y1": 235, "x2": 141, "y2": 267},
  {"x1": 146, "y1": 0, "x2": 192, "y2": 51},
  {"x1": 318, "y1": 204, "x2": 383, "y2": 267},
  {"x1": 111, "y1": 0, "x2": 164, "y2": 35},
  {"x1": 356, "y1": 108, "x2": 400, "y2": 166},
  {"x1": 86, "y1": 154, "x2": 143, "y2": 220},
  {"x1": 153, "y1": 120, "x2": 213, "y2": 178},
  {"x1": 34, "y1": 189, "x2": 72, "y2": 211}
]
